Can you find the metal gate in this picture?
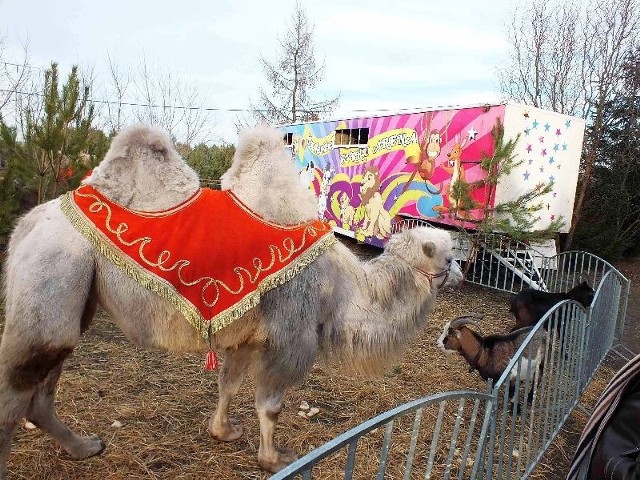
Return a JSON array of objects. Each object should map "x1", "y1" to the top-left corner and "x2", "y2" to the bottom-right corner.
[{"x1": 271, "y1": 231, "x2": 631, "y2": 480}]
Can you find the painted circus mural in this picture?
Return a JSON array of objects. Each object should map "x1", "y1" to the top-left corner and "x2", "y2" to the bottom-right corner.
[{"x1": 282, "y1": 103, "x2": 585, "y2": 248}]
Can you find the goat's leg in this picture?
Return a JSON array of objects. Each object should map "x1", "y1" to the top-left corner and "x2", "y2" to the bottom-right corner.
[
  {"x1": 208, "y1": 346, "x2": 252, "y2": 441},
  {"x1": 26, "y1": 363, "x2": 104, "y2": 459},
  {"x1": 507, "y1": 383, "x2": 524, "y2": 416}
]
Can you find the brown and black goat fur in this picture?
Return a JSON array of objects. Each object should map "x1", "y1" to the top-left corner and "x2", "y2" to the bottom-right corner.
[
  {"x1": 438, "y1": 318, "x2": 546, "y2": 405},
  {"x1": 510, "y1": 281, "x2": 595, "y2": 331}
]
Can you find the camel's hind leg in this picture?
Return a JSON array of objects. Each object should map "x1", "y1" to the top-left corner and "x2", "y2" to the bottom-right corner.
[
  {"x1": 0, "y1": 338, "x2": 102, "y2": 479},
  {"x1": 25, "y1": 362, "x2": 105, "y2": 459},
  {"x1": 208, "y1": 345, "x2": 253, "y2": 441},
  {"x1": 0, "y1": 203, "x2": 100, "y2": 477},
  {"x1": 0, "y1": 384, "x2": 31, "y2": 479},
  {"x1": 0, "y1": 296, "x2": 101, "y2": 478}
]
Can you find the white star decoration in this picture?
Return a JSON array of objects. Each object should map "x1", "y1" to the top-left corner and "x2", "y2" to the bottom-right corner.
[{"x1": 467, "y1": 127, "x2": 478, "y2": 140}]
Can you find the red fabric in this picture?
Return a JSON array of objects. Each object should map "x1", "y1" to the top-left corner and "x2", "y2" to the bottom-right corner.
[
  {"x1": 69, "y1": 184, "x2": 333, "y2": 328},
  {"x1": 204, "y1": 351, "x2": 220, "y2": 370}
]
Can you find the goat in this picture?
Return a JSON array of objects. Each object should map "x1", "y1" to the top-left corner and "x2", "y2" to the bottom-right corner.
[
  {"x1": 510, "y1": 280, "x2": 595, "y2": 331},
  {"x1": 437, "y1": 314, "x2": 546, "y2": 409}
]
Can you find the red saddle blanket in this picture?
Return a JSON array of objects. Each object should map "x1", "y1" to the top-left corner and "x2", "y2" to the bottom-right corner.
[{"x1": 61, "y1": 184, "x2": 335, "y2": 340}]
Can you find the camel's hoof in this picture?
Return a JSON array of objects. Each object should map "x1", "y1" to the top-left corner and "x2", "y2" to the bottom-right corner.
[
  {"x1": 209, "y1": 418, "x2": 244, "y2": 442},
  {"x1": 259, "y1": 447, "x2": 299, "y2": 473},
  {"x1": 65, "y1": 434, "x2": 106, "y2": 460}
]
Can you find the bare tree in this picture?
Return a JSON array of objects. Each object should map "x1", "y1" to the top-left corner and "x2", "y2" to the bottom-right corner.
[
  {"x1": 0, "y1": 35, "x2": 32, "y2": 116},
  {"x1": 103, "y1": 52, "x2": 132, "y2": 134},
  {"x1": 101, "y1": 55, "x2": 212, "y2": 146},
  {"x1": 498, "y1": 0, "x2": 638, "y2": 248},
  {"x1": 134, "y1": 57, "x2": 175, "y2": 132},
  {"x1": 500, "y1": 1, "x2": 583, "y2": 116},
  {"x1": 250, "y1": 2, "x2": 339, "y2": 125}
]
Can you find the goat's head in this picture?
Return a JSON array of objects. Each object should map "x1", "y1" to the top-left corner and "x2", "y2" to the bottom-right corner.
[
  {"x1": 437, "y1": 314, "x2": 484, "y2": 353},
  {"x1": 568, "y1": 281, "x2": 595, "y2": 308}
]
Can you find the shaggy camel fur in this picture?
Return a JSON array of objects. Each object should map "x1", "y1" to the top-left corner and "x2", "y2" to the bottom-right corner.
[{"x1": 0, "y1": 124, "x2": 463, "y2": 477}]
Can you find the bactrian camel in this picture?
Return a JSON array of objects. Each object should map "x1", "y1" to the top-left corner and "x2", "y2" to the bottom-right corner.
[{"x1": 0, "y1": 124, "x2": 463, "y2": 477}]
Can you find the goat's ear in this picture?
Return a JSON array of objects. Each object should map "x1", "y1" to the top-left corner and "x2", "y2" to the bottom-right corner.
[
  {"x1": 422, "y1": 240, "x2": 436, "y2": 257},
  {"x1": 454, "y1": 330, "x2": 461, "y2": 338}
]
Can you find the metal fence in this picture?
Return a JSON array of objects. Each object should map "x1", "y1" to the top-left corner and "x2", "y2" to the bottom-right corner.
[
  {"x1": 273, "y1": 390, "x2": 496, "y2": 480},
  {"x1": 271, "y1": 229, "x2": 631, "y2": 480}
]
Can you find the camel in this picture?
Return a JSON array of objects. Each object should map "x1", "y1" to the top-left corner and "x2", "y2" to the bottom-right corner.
[{"x1": 0, "y1": 124, "x2": 463, "y2": 478}]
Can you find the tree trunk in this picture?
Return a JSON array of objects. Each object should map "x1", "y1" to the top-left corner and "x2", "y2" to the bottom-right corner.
[{"x1": 565, "y1": 99, "x2": 606, "y2": 250}]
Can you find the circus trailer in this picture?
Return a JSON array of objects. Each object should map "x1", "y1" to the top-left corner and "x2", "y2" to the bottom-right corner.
[{"x1": 281, "y1": 103, "x2": 586, "y2": 255}]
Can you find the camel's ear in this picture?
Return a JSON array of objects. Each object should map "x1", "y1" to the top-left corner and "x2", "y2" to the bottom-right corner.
[{"x1": 422, "y1": 240, "x2": 436, "y2": 257}]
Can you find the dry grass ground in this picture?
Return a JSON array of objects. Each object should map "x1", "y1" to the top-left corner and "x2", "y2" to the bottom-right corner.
[{"x1": 0, "y1": 240, "x2": 638, "y2": 479}]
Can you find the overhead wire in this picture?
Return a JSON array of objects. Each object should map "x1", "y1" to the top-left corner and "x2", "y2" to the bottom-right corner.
[{"x1": 1, "y1": 61, "x2": 496, "y2": 117}]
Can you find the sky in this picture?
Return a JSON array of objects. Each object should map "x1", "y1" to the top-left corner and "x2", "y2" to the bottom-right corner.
[{"x1": 0, "y1": 0, "x2": 516, "y2": 144}]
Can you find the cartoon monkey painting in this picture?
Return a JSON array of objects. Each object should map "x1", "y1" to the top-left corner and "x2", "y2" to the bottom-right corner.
[{"x1": 403, "y1": 112, "x2": 452, "y2": 195}]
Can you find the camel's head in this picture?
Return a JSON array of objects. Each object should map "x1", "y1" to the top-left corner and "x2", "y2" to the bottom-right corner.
[{"x1": 386, "y1": 227, "x2": 463, "y2": 288}]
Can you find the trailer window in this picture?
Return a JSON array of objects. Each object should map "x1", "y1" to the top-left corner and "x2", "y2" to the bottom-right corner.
[
  {"x1": 335, "y1": 129, "x2": 350, "y2": 145},
  {"x1": 353, "y1": 127, "x2": 369, "y2": 144},
  {"x1": 334, "y1": 127, "x2": 369, "y2": 146},
  {"x1": 283, "y1": 132, "x2": 294, "y2": 146}
]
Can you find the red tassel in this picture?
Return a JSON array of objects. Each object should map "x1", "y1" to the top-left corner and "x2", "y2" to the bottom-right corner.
[{"x1": 204, "y1": 351, "x2": 219, "y2": 371}]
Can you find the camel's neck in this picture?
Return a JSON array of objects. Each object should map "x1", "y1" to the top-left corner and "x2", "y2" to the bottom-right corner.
[
  {"x1": 361, "y1": 252, "x2": 437, "y2": 315},
  {"x1": 325, "y1": 245, "x2": 445, "y2": 377}
]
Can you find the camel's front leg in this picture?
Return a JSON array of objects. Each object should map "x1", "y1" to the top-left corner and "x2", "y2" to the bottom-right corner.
[
  {"x1": 208, "y1": 346, "x2": 252, "y2": 441},
  {"x1": 255, "y1": 387, "x2": 298, "y2": 473}
]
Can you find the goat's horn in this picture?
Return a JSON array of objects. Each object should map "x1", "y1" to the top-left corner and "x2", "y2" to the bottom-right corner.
[{"x1": 449, "y1": 313, "x2": 484, "y2": 330}]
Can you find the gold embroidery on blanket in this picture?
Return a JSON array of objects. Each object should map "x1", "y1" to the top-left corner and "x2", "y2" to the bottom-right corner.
[
  {"x1": 62, "y1": 188, "x2": 335, "y2": 339},
  {"x1": 77, "y1": 188, "x2": 327, "y2": 308}
]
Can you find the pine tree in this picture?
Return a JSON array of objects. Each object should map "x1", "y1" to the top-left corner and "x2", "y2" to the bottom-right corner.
[
  {"x1": 0, "y1": 63, "x2": 99, "y2": 247},
  {"x1": 454, "y1": 118, "x2": 564, "y2": 242},
  {"x1": 184, "y1": 142, "x2": 235, "y2": 188}
]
